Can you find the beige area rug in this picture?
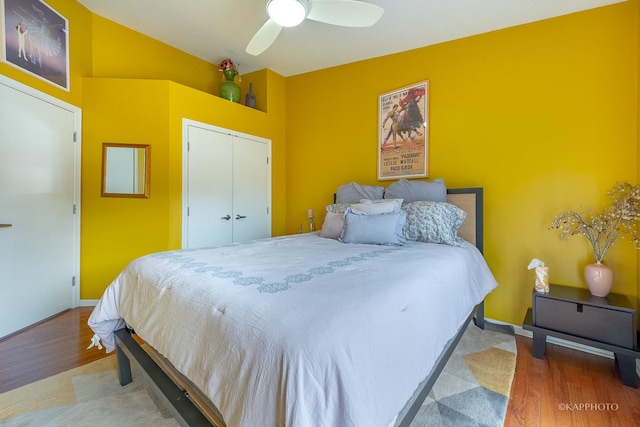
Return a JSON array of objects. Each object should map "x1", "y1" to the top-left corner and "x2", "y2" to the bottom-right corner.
[
  {"x1": 0, "y1": 324, "x2": 515, "y2": 427},
  {"x1": 0, "y1": 356, "x2": 178, "y2": 427}
]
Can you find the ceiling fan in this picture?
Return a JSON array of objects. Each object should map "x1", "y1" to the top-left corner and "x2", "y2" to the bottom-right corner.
[{"x1": 246, "y1": 0, "x2": 384, "y2": 56}]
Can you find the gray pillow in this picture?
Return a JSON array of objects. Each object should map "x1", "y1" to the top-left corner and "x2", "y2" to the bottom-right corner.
[
  {"x1": 319, "y1": 212, "x2": 344, "y2": 239},
  {"x1": 384, "y1": 178, "x2": 446, "y2": 203},
  {"x1": 402, "y1": 201, "x2": 466, "y2": 247},
  {"x1": 336, "y1": 182, "x2": 384, "y2": 203},
  {"x1": 339, "y1": 208, "x2": 406, "y2": 246}
]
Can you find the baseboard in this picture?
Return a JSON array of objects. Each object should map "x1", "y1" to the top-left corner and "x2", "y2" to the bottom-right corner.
[
  {"x1": 79, "y1": 299, "x2": 99, "y2": 306},
  {"x1": 486, "y1": 316, "x2": 640, "y2": 378}
]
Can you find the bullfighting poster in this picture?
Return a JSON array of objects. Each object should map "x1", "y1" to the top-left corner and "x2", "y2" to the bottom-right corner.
[
  {"x1": 1, "y1": 0, "x2": 69, "y2": 90},
  {"x1": 378, "y1": 80, "x2": 429, "y2": 180}
]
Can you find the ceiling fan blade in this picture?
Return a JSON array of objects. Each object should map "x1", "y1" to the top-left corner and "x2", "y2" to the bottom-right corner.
[
  {"x1": 307, "y1": 0, "x2": 383, "y2": 27},
  {"x1": 246, "y1": 19, "x2": 283, "y2": 56}
]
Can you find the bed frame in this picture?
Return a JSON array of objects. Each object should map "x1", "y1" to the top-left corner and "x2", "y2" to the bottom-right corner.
[{"x1": 114, "y1": 187, "x2": 487, "y2": 427}]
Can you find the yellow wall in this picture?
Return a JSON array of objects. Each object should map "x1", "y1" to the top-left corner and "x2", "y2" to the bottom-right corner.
[
  {"x1": 1, "y1": 0, "x2": 638, "y2": 324},
  {"x1": 286, "y1": 1, "x2": 639, "y2": 325},
  {"x1": 80, "y1": 73, "x2": 287, "y2": 299}
]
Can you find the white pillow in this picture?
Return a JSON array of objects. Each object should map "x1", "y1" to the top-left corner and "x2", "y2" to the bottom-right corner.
[
  {"x1": 359, "y1": 198, "x2": 403, "y2": 210},
  {"x1": 350, "y1": 199, "x2": 401, "y2": 214}
]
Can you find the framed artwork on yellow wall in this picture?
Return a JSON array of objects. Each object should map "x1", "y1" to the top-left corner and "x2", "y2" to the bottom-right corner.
[
  {"x1": 0, "y1": 0, "x2": 69, "y2": 91},
  {"x1": 378, "y1": 80, "x2": 429, "y2": 180}
]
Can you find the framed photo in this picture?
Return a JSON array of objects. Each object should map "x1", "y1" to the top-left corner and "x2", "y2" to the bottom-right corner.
[
  {"x1": 1, "y1": 0, "x2": 69, "y2": 91},
  {"x1": 377, "y1": 80, "x2": 429, "y2": 180}
]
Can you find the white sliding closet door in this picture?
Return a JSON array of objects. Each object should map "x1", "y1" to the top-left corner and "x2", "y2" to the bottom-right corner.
[{"x1": 0, "y1": 76, "x2": 80, "y2": 338}]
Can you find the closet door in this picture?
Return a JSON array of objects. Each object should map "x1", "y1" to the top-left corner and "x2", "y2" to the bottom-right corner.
[
  {"x1": 185, "y1": 126, "x2": 233, "y2": 248},
  {"x1": 232, "y1": 136, "x2": 270, "y2": 243},
  {"x1": 184, "y1": 121, "x2": 271, "y2": 249}
]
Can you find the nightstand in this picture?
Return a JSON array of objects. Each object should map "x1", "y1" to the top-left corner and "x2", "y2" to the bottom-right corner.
[{"x1": 522, "y1": 284, "x2": 639, "y2": 388}]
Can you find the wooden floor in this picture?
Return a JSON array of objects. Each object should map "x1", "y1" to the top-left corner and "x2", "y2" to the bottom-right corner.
[
  {"x1": 1, "y1": 308, "x2": 639, "y2": 426},
  {"x1": 0, "y1": 307, "x2": 106, "y2": 394}
]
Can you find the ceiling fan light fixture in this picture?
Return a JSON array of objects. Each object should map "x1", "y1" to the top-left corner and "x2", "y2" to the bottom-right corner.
[{"x1": 267, "y1": 0, "x2": 307, "y2": 27}]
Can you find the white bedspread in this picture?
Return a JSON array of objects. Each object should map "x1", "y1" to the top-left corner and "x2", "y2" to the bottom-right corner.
[{"x1": 88, "y1": 233, "x2": 497, "y2": 427}]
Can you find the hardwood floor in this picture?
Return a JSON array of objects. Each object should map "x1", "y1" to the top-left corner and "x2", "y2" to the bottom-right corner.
[
  {"x1": 0, "y1": 307, "x2": 108, "y2": 394},
  {"x1": 1, "y1": 309, "x2": 639, "y2": 426},
  {"x1": 505, "y1": 334, "x2": 640, "y2": 426}
]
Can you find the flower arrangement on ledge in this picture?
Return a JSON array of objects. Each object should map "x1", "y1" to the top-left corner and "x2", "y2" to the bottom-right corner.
[
  {"x1": 218, "y1": 58, "x2": 240, "y2": 79},
  {"x1": 549, "y1": 182, "x2": 640, "y2": 263}
]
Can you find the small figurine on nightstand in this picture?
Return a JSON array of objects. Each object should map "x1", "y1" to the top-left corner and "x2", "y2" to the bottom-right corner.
[
  {"x1": 308, "y1": 209, "x2": 316, "y2": 232},
  {"x1": 528, "y1": 258, "x2": 549, "y2": 293}
]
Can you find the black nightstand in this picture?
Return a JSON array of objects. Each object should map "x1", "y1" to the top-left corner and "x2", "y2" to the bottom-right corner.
[{"x1": 522, "y1": 284, "x2": 639, "y2": 388}]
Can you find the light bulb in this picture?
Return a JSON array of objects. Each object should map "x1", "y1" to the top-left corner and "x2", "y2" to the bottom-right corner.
[{"x1": 267, "y1": 0, "x2": 307, "y2": 27}]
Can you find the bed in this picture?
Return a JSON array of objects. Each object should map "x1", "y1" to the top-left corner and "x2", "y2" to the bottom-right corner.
[{"x1": 88, "y1": 186, "x2": 497, "y2": 427}]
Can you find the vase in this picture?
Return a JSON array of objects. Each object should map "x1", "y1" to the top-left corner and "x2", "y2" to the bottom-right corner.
[
  {"x1": 584, "y1": 261, "x2": 614, "y2": 297},
  {"x1": 245, "y1": 82, "x2": 256, "y2": 108},
  {"x1": 219, "y1": 70, "x2": 241, "y2": 103}
]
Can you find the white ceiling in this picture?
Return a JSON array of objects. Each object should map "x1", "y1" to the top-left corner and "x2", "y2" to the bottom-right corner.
[{"x1": 76, "y1": 0, "x2": 625, "y2": 77}]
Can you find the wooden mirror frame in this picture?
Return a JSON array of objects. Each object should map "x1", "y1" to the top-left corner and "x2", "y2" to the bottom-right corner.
[{"x1": 101, "y1": 143, "x2": 150, "y2": 198}]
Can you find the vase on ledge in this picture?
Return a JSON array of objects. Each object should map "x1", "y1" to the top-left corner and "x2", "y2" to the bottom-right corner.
[
  {"x1": 219, "y1": 70, "x2": 241, "y2": 103},
  {"x1": 584, "y1": 261, "x2": 614, "y2": 297}
]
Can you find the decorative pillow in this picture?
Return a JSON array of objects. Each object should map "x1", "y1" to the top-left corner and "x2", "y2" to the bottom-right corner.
[
  {"x1": 358, "y1": 198, "x2": 404, "y2": 211},
  {"x1": 350, "y1": 199, "x2": 402, "y2": 214},
  {"x1": 319, "y1": 212, "x2": 344, "y2": 239},
  {"x1": 402, "y1": 201, "x2": 467, "y2": 247},
  {"x1": 384, "y1": 178, "x2": 447, "y2": 203},
  {"x1": 326, "y1": 203, "x2": 355, "y2": 214},
  {"x1": 336, "y1": 182, "x2": 384, "y2": 203},
  {"x1": 339, "y1": 208, "x2": 406, "y2": 246}
]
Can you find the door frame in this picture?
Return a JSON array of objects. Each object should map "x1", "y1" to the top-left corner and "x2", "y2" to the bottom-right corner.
[
  {"x1": 181, "y1": 118, "x2": 272, "y2": 249},
  {"x1": 0, "y1": 74, "x2": 82, "y2": 308}
]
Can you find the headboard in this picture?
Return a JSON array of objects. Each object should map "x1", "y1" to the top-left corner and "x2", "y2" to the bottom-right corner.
[
  {"x1": 446, "y1": 188, "x2": 483, "y2": 254},
  {"x1": 331, "y1": 187, "x2": 484, "y2": 254}
]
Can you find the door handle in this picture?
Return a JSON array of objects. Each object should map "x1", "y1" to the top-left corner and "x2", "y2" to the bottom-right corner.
[
  {"x1": 235, "y1": 214, "x2": 247, "y2": 220},
  {"x1": 221, "y1": 215, "x2": 231, "y2": 220},
  {"x1": 0, "y1": 224, "x2": 12, "y2": 228}
]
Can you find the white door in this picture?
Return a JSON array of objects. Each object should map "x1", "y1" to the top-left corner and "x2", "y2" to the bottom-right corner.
[
  {"x1": 0, "y1": 76, "x2": 80, "y2": 338},
  {"x1": 185, "y1": 126, "x2": 233, "y2": 248},
  {"x1": 183, "y1": 121, "x2": 271, "y2": 249},
  {"x1": 232, "y1": 136, "x2": 270, "y2": 243}
]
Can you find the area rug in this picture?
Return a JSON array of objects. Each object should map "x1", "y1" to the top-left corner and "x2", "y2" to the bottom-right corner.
[
  {"x1": 411, "y1": 322, "x2": 517, "y2": 427},
  {"x1": 0, "y1": 323, "x2": 515, "y2": 427}
]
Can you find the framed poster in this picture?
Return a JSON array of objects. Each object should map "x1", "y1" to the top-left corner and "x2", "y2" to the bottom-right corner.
[
  {"x1": 1, "y1": 0, "x2": 69, "y2": 91},
  {"x1": 378, "y1": 80, "x2": 429, "y2": 180}
]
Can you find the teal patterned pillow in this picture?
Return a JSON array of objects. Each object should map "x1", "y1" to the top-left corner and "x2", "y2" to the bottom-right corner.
[{"x1": 402, "y1": 201, "x2": 467, "y2": 247}]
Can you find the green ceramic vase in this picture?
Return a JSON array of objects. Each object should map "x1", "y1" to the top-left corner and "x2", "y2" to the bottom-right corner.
[{"x1": 219, "y1": 70, "x2": 241, "y2": 103}]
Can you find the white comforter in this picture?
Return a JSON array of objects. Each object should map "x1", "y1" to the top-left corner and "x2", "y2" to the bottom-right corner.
[{"x1": 88, "y1": 233, "x2": 497, "y2": 427}]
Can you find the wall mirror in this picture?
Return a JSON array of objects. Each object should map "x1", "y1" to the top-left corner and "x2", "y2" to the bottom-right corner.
[{"x1": 102, "y1": 143, "x2": 150, "y2": 198}]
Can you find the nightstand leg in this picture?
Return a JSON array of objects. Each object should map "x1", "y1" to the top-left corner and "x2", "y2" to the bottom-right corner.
[
  {"x1": 532, "y1": 332, "x2": 546, "y2": 359},
  {"x1": 615, "y1": 353, "x2": 638, "y2": 388}
]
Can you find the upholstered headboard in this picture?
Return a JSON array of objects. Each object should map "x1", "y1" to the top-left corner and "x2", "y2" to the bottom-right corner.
[
  {"x1": 331, "y1": 187, "x2": 484, "y2": 253},
  {"x1": 446, "y1": 188, "x2": 484, "y2": 254}
]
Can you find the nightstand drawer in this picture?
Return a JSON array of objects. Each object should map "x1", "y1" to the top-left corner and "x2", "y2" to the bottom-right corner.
[{"x1": 535, "y1": 297, "x2": 634, "y2": 348}]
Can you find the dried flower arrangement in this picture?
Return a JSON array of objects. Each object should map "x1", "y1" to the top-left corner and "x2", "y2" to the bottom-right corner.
[
  {"x1": 549, "y1": 182, "x2": 640, "y2": 263},
  {"x1": 218, "y1": 58, "x2": 240, "y2": 76}
]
